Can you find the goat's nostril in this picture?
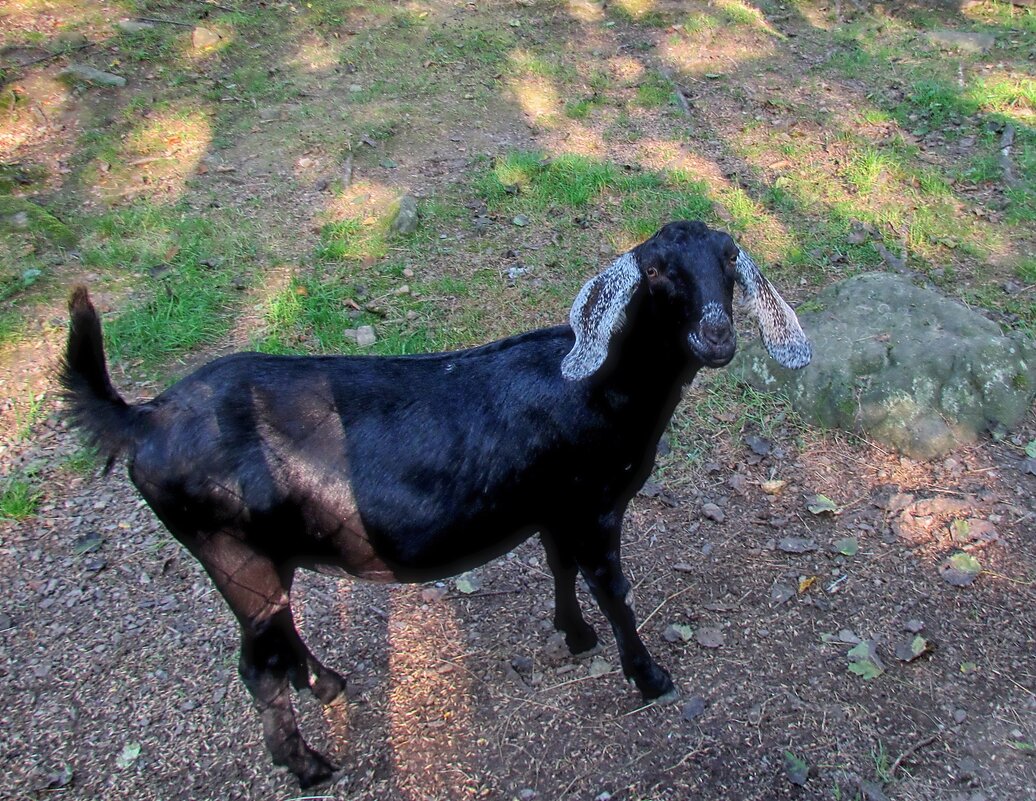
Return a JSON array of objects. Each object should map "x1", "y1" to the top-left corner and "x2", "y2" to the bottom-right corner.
[{"x1": 700, "y1": 325, "x2": 733, "y2": 348}]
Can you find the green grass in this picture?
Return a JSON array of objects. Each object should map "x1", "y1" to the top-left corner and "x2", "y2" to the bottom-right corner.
[
  {"x1": 0, "y1": 474, "x2": 42, "y2": 521},
  {"x1": 636, "y1": 72, "x2": 674, "y2": 108},
  {"x1": 78, "y1": 204, "x2": 258, "y2": 369},
  {"x1": 477, "y1": 151, "x2": 715, "y2": 238},
  {"x1": 845, "y1": 146, "x2": 893, "y2": 194}
]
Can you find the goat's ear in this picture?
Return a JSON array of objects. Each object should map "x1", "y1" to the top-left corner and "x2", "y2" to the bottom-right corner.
[
  {"x1": 734, "y1": 249, "x2": 812, "y2": 369},
  {"x1": 561, "y1": 252, "x2": 642, "y2": 381}
]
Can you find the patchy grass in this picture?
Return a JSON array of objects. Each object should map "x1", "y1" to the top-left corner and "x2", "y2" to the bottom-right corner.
[{"x1": 0, "y1": 473, "x2": 41, "y2": 521}]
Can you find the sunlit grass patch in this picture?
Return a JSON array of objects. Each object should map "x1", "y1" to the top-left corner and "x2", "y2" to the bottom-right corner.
[
  {"x1": 969, "y1": 76, "x2": 1036, "y2": 118},
  {"x1": 609, "y1": 0, "x2": 668, "y2": 26},
  {"x1": 682, "y1": 12, "x2": 717, "y2": 36},
  {"x1": 87, "y1": 104, "x2": 214, "y2": 206},
  {"x1": 80, "y1": 204, "x2": 257, "y2": 368},
  {"x1": 845, "y1": 146, "x2": 894, "y2": 194}
]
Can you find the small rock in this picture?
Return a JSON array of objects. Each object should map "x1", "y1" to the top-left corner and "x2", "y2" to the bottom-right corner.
[
  {"x1": 191, "y1": 26, "x2": 222, "y2": 50},
  {"x1": 695, "y1": 626, "x2": 725, "y2": 649},
  {"x1": 41, "y1": 765, "x2": 74, "y2": 790},
  {"x1": 512, "y1": 214, "x2": 530, "y2": 227},
  {"x1": 116, "y1": 19, "x2": 154, "y2": 33},
  {"x1": 355, "y1": 326, "x2": 376, "y2": 348},
  {"x1": 778, "y1": 536, "x2": 818, "y2": 553},
  {"x1": 903, "y1": 618, "x2": 925, "y2": 633},
  {"x1": 59, "y1": 64, "x2": 126, "y2": 87},
  {"x1": 349, "y1": 83, "x2": 363, "y2": 92},
  {"x1": 927, "y1": 30, "x2": 995, "y2": 53},
  {"x1": 860, "y1": 780, "x2": 889, "y2": 801},
  {"x1": 595, "y1": 793, "x2": 612, "y2": 801},
  {"x1": 953, "y1": 708, "x2": 967, "y2": 724},
  {"x1": 770, "y1": 583, "x2": 795, "y2": 604},
  {"x1": 420, "y1": 586, "x2": 447, "y2": 603},
  {"x1": 390, "y1": 195, "x2": 419, "y2": 235},
  {"x1": 511, "y1": 655, "x2": 534, "y2": 674},
  {"x1": 588, "y1": 656, "x2": 612, "y2": 677},
  {"x1": 745, "y1": 434, "x2": 771, "y2": 455},
  {"x1": 0, "y1": 612, "x2": 11, "y2": 630},
  {"x1": 681, "y1": 696, "x2": 706, "y2": 721},
  {"x1": 518, "y1": 790, "x2": 536, "y2": 801},
  {"x1": 701, "y1": 503, "x2": 725, "y2": 523}
]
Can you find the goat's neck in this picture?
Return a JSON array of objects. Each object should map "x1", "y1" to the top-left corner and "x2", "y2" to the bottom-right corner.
[{"x1": 603, "y1": 314, "x2": 700, "y2": 408}]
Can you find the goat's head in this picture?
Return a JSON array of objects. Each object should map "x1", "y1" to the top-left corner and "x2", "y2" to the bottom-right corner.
[{"x1": 561, "y1": 220, "x2": 812, "y2": 381}]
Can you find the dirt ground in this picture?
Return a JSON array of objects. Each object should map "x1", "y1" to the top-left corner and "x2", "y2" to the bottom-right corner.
[{"x1": 2, "y1": 0, "x2": 1035, "y2": 800}]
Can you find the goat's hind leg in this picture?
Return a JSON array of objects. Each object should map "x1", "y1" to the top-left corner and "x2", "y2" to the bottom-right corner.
[
  {"x1": 194, "y1": 531, "x2": 338, "y2": 788},
  {"x1": 541, "y1": 532, "x2": 598, "y2": 654}
]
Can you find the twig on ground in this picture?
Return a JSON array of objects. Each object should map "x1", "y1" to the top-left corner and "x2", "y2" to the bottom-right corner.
[
  {"x1": 890, "y1": 732, "x2": 941, "y2": 778},
  {"x1": 636, "y1": 584, "x2": 696, "y2": 632},
  {"x1": 134, "y1": 16, "x2": 195, "y2": 27},
  {"x1": 446, "y1": 588, "x2": 521, "y2": 600},
  {"x1": 7, "y1": 42, "x2": 94, "y2": 70}
]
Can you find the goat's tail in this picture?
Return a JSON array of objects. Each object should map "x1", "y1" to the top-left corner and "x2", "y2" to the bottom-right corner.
[{"x1": 59, "y1": 286, "x2": 142, "y2": 466}]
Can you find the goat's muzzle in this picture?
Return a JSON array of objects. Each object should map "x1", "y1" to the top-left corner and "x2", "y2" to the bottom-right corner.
[{"x1": 688, "y1": 305, "x2": 736, "y2": 367}]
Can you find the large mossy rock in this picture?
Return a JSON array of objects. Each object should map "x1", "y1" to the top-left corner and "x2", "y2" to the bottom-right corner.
[{"x1": 734, "y1": 272, "x2": 1036, "y2": 459}]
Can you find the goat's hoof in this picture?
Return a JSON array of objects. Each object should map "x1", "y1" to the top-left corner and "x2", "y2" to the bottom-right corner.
[
  {"x1": 566, "y1": 629, "x2": 599, "y2": 656},
  {"x1": 650, "y1": 687, "x2": 681, "y2": 706},
  {"x1": 296, "y1": 750, "x2": 338, "y2": 790}
]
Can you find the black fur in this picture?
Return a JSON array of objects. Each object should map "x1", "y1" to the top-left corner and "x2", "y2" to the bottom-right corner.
[{"x1": 60, "y1": 221, "x2": 785, "y2": 788}]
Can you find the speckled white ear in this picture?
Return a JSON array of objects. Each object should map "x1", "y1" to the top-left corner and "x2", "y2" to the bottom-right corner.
[
  {"x1": 734, "y1": 250, "x2": 812, "y2": 369},
  {"x1": 561, "y1": 252, "x2": 642, "y2": 381}
]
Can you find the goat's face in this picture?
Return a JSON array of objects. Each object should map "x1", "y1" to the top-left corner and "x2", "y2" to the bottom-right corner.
[
  {"x1": 635, "y1": 221, "x2": 740, "y2": 368},
  {"x1": 561, "y1": 220, "x2": 812, "y2": 381}
]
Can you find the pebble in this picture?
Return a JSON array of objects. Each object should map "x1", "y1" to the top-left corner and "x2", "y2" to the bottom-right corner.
[
  {"x1": 701, "y1": 503, "x2": 725, "y2": 523},
  {"x1": 681, "y1": 696, "x2": 706, "y2": 721},
  {"x1": 356, "y1": 326, "x2": 376, "y2": 347}
]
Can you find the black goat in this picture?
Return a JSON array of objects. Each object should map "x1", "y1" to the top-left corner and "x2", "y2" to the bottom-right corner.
[{"x1": 60, "y1": 220, "x2": 811, "y2": 787}]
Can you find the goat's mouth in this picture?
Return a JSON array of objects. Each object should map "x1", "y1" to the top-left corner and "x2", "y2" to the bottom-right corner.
[{"x1": 687, "y1": 333, "x2": 736, "y2": 368}]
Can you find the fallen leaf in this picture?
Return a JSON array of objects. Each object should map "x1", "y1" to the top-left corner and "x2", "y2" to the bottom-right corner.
[
  {"x1": 807, "y1": 494, "x2": 838, "y2": 515},
  {"x1": 784, "y1": 750, "x2": 809, "y2": 786},
  {"x1": 662, "y1": 623, "x2": 694, "y2": 643},
  {"x1": 940, "y1": 552, "x2": 981, "y2": 586},
  {"x1": 847, "y1": 640, "x2": 884, "y2": 679},
  {"x1": 1025, "y1": 440, "x2": 1036, "y2": 459},
  {"x1": 798, "y1": 576, "x2": 817, "y2": 593},
  {"x1": 960, "y1": 661, "x2": 978, "y2": 674},
  {"x1": 848, "y1": 659, "x2": 884, "y2": 680},
  {"x1": 833, "y1": 537, "x2": 858, "y2": 556},
  {"x1": 894, "y1": 635, "x2": 930, "y2": 662},
  {"x1": 454, "y1": 577, "x2": 478, "y2": 594},
  {"x1": 115, "y1": 742, "x2": 141, "y2": 770},
  {"x1": 512, "y1": 214, "x2": 530, "y2": 227}
]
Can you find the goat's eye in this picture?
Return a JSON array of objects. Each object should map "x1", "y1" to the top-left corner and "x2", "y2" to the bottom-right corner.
[{"x1": 646, "y1": 266, "x2": 659, "y2": 279}]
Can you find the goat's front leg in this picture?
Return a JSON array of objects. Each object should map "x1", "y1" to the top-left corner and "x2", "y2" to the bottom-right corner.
[
  {"x1": 572, "y1": 515, "x2": 676, "y2": 702},
  {"x1": 541, "y1": 532, "x2": 598, "y2": 654}
]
